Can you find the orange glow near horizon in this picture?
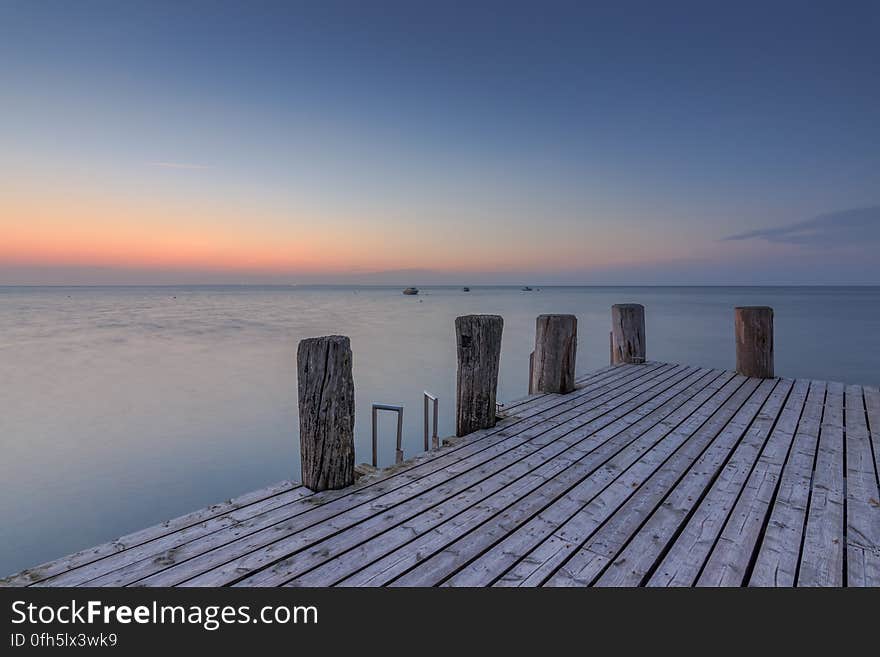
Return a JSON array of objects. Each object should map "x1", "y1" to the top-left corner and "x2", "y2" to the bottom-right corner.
[
  {"x1": 2, "y1": 192, "x2": 394, "y2": 273},
  {"x1": 1, "y1": 187, "x2": 674, "y2": 276}
]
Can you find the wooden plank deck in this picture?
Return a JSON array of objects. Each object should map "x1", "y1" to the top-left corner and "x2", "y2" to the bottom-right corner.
[{"x1": 2, "y1": 362, "x2": 878, "y2": 588}]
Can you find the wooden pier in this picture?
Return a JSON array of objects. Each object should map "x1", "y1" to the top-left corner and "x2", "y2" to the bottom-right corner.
[{"x1": 2, "y1": 308, "x2": 879, "y2": 587}]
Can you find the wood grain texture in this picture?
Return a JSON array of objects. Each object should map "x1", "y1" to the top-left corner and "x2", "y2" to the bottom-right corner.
[
  {"x1": 530, "y1": 314, "x2": 577, "y2": 394},
  {"x1": 455, "y1": 315, "x2": 503, "y2": 436},
  {"x1": 496, "y1": 372, "x2": 742, "y2": 587},
  {"x1": 843, "y1": 385, "x2": 880, "y2": 586},
  {"x1": 696, "y1": 379, "x2": 809, "y2": 586},
  {"x1": 734, "y1": 306, "x2": 774, "y2": 378},
  {"x1": 647, "y1": 379, "x2": 793, "y2": 586},
  {"x1": 748, "y1": 380, "x2": 825, "y2": 586},
  {"x1": 297, "y1": 335, "x2": 355, "y2": 491},
  {"x1": 611, "y1": 304, "x2": 645, "y2": 366},
  {"x1": 796, "y1": 381, "x2": 845, "y2": 587},
  {"x1": 0, "y1": 480, "x2": 304, "y2": 587},
  {"x1": 278, "y1": 368, "x2": 712, "y2": 587},
  {"x1": 119, "y1": 367, "x2": 677, "y2": 586},
  {"x1": 446, "y1": 369, "x2": 730, "y2": 587},
  {"x1": 591, "y1": 378, "x2": 777, "y2": 587},
  {"x1": 216, "y1": 367, "x2": 693, "y2": 586},
  {"x1": 7, "y1": 361, "x2": 874, "y2": 588},
  {"x1": 386, "y1": 368, "x2": 707, "y2": 587},
  {"x1": 542, "y1": 376, "x2": 760, "y2": 586}
]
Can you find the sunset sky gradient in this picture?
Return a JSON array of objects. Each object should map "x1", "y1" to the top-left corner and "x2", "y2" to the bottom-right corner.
[{"x1": 2, "y1": 1, "x2": 879, "y2": 284}]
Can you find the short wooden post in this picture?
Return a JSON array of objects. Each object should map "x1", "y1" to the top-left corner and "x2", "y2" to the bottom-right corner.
[
  {"x1": 297, "y1": 335, "x2": 355, "y2": 491},
  {"x1": 611, "y1": 303, "x2": 646, "y2": 365},
  {"x1": 455, "y1": 314, "x2": 503, "y2": 437},
  {"x1": 530, "y1": 314, "x2": 577, "y2": 394},
  {"x1": 735, "y1": 306, "x2": 774, "y2": 378}
]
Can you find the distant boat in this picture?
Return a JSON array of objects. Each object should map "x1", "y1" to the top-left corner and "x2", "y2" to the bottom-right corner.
[
  {"x1": 462, "y1": 287, "x2": 470, "y2": 292},
  {"x1": 402, "y1": 287, "x2": 419, "y2": 295},
  {"x1": 521, "y1": 286, "x2": 533, "y2": 291}
]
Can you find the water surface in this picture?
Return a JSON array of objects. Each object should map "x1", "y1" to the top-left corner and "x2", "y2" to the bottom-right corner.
[{"x1": 1, "y1": 285, "x2": 877, "y2": 576}]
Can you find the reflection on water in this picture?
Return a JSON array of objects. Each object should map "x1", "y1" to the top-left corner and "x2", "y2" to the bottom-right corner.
[{"x1": 0, "y1": 285, "x2": 877, "y2": 575}]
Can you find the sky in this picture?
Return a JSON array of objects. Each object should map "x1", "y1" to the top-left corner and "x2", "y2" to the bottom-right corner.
[{"x1": 1, "y1": 1, "x2": 879, "y2": 285}]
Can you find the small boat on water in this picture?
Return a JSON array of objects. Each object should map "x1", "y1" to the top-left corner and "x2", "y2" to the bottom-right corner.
[
  {"x1": 462, "y1": 287, "x2": 470, "y2": 292},
  {"x1": 521, "y1": 286, "x2": 533, "y2": 291},
  {"x1": 402, "y1": 287, "x2": 419, "y2": 295}
]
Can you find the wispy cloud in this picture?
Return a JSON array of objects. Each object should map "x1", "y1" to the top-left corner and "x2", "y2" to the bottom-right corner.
[
  {"x1": 147, "y1": 161, "x2": 210, "y2": 170},
  {"x1": 723, "y1": 206, "x2": 880, "y2": 247}
]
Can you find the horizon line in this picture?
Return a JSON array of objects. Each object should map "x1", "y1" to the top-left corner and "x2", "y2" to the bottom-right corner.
[{"x1": 3, "y1": 283, "x2": 880, "y2": 288}]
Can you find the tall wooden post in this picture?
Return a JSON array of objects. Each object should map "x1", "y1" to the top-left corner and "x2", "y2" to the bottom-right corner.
[
  {"x1": 455, "y1": 315, "x2": 503, "y2": 437},
  {"x1": 735, "y1": 306, "x2": 774, "y2": 378},
  {"x1": 530, "y1": 314, "x2": 577, "y2": 394},
  {"x1": 611, "y1": 304, "x2": 646, "y2": 365},
  {"x1": 297, "y1": 335, "x2": 355, "y2": 491}
]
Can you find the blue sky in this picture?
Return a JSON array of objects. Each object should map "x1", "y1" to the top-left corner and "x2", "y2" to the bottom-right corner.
[{"x1": 1, "y1": 1, "x2": 879, "y2": 284}]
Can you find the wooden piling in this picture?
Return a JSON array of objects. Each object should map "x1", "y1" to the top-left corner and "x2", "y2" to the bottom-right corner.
[
  {"x1": 455, "y1": 314, "x2": 503, "y2": 437},
  {"x1": 735, "y1": 306, "x2": 774, "y2": 378},
  {"x1": 611, "y1": 304, "x2": 646, "y2": 365},
  {"x1": 530, "y1": 314, "x2": 577, "y2": 394},
  {"x1": 297, "y1": 335, "x2": 355, "y2": 491}
]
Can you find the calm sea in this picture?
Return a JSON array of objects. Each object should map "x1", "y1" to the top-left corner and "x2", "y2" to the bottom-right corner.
[{"x1": 1, "y1": 285, "x2": 878, "y2": 576}]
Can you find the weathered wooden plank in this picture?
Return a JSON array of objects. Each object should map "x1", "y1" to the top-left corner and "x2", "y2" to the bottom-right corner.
[
  {"x1": 33, "y1": 485, "x2": 318, "y2": 587},
  {"x1": 12, "y1": 359, "x2": 874, "y2": 589},
  {"x1": 443, "y1": 370, "x2": 735, "y2": 587},
  {"x1": 538, "y1": 376, "x2": 764, "y2": 586},
  {"x1": 503, "y1": 364, "x2": 641, "y2": 418},
  {"x1": 647, "y1": 379, "x2": 794, "y2": 586},
  {"x1": 189, "y1": 366, "x2": 699, "y2": 586},
  {"x1": 748, "y1": 380, "x2": 826, "y2": 586},
  {"x1": 339, "y1": 377, "x2": 725, "y2": 587},
  {"x1": 797, "y1": 381, "x2": 845, "y2": 587},
  {"x1": 0, "y1": 480, "x2": 303, "y2": 587},
  {"x1": 280, "y1": 369, "x2": 721, "y2": 587},
  {"x1": 843, "y1": 385, "x2": 880, "y2": 586},
  {"x1": 592, "y1": 378, "x2": 778, "y2": 586},
  {"x1": 11, "y1": 369, "x2": 637, "y2": 586},
  {"x1": 278, "y1": 368, "x2": 717, "y2": 587},
  {"x1": 500, "y1": 364, "x2": 618, "y2": 415},
  {"x1": 495, "y1": 374, "x2": 751, "y2": 587},
  {"x1": 98, "y1": 365, "x2": 686, "y2": 586},
  {"x1": 498, "y1": 391, "x2": 547, "y2": 414},
  {"x1": 29, "y1": 364, "x2": 645, "y2": 586},
  {"x1": 482, "y1": 364, "x2": 657, "y2": 423},
  {"x1": 393, "y1": 374, "x2": 760, "y2": 588},
  {"x1": 696, "y1": 379, "x2": 809, "y2": 586},
  {"x1": 55, "y1": 364, "x2": 668, "y2": 586}
]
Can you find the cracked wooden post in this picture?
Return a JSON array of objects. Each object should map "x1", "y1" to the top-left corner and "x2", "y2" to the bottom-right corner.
[
  {"x1": 611, "y1": 303, "x2": 646, "y2": 365},
  {"x1": 735, "y1": 306, "x2": 774, "y2": 378},
  {"x1": 530, "y1": 314, "x2": 577, "y2": 394},
  {"x1": 455, "y1": 314, "x2": 503, "y2": 437},
  {"x1": 297, "y1": 335, "x2": 355, "y2": 491}
]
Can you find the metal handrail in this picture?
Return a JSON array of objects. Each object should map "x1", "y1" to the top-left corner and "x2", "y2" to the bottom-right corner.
[
  {"x1": 371, "y1": 403, "x2": 404, "y2": 467},
  {"x1": 423, "y1": 392, "x2": 439, "y2": 450}
]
